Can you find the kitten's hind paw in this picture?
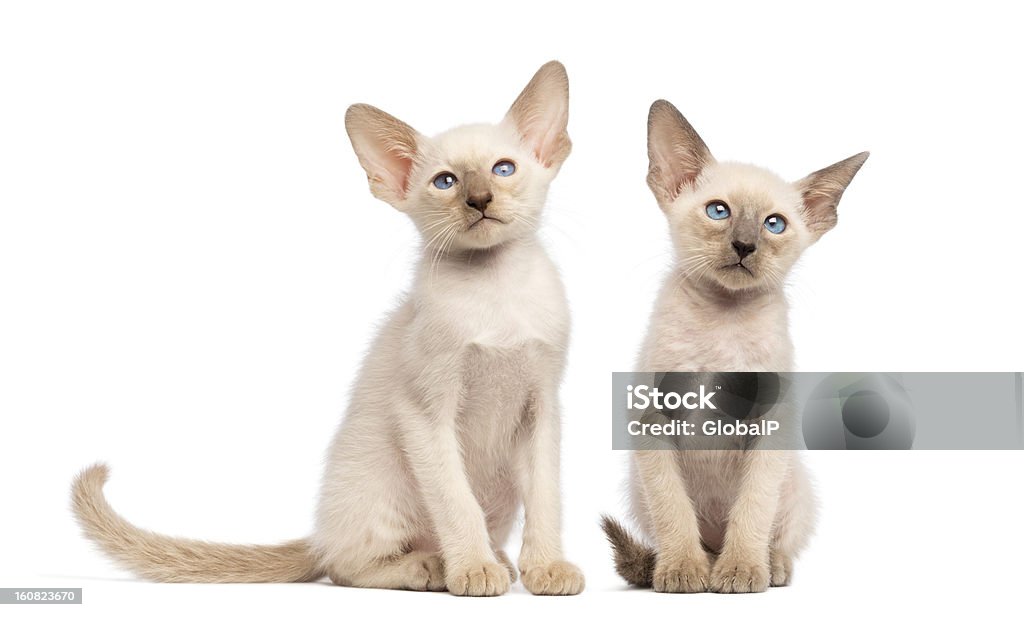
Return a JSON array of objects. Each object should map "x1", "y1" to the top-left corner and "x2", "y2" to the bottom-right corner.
[
  {"x1": 769, "y1": 551, "x2": 793, "y2": 587},
  {"x1": 408, "y1": 553, "x2": 447, "y2": 592}
]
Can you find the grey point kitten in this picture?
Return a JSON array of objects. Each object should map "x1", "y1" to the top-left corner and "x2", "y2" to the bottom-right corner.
[{"x1": 603, "y1": 99, "x2": 867, "y2": 593}]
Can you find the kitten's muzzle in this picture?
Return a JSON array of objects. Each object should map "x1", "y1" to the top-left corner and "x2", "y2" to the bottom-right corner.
[{"x1": 465, "y1": 191, "x2": 502, "y2": 229}]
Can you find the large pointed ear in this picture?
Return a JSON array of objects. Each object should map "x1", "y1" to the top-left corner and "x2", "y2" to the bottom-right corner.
[
  {"x1": 345, "y1": 104, "x2": 422, "y2": 207},
  {"x1": 795, "y1": 151, "x2": 869, "y2": 236},
  {"x1": 503, "y1": 61, "x2": 571, "y2": 169},
  {"x1": 646, "y1": 100, "x2": 715, "y2": 208}
]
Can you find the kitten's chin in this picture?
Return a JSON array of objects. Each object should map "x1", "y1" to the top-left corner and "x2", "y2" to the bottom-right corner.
[
  {"x1": 704, "y1": 264, "x2": 776, "y2": 294},
  {"x1": 456, "y1": 219, "x2": 523, "y2": 250}
]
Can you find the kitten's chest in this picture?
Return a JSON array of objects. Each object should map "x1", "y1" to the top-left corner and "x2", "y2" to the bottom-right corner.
[
  {"x1": 424, "y1": 255, "x2": 569, "y2": 351},
  {"x1": 641, "y1": 289, "x2": 793, "y2": 372},
  {"x1": 701, "y1": 319, "x2": 792, "y2": 371},
  {"x1": 464, "y1": 285, "x2": 567, "y2": 348}
]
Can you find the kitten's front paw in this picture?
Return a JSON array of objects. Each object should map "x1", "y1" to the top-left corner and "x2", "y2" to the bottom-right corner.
[
  {"x1": 446, "y1": 560, "x2": 511, "y2": 597},
  {"x1": 769, "y1": 551, "x2": 793, "y2": 587},
  {"x1": 520, "y1": 560, "x2": 585, "y2": 595},
  {"x1": 709, "y1": 553, "x2": 769, "y2": 593},
  {"x1": 652, "y1": 553, "x2": 710, "y2": 593}
]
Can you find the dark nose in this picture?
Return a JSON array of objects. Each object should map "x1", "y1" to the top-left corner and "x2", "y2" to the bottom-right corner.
[
  {"x1": 732, "y1": 240, "x2": 756, "y2": 259},
  {"x1": 466, "y1": 192, "x2": 493, "y2": 213}
]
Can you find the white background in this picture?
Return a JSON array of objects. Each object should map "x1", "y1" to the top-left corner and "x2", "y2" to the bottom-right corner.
[{"x1": 2, "y1": 1, "x2": 1022, "y2": 615}]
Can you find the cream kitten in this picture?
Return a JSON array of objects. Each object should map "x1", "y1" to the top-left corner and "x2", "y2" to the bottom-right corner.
[
  {"x1": 72, "y1": 61, "x2": 584, "y2": 597},
  {"x1": 602, "y1": 100, "x2": 867, "y2": 593}
]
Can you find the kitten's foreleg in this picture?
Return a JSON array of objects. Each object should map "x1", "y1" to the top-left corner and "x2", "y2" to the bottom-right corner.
[
  {"x1": 709, "y1": 450, "x2": 788, "y2": 593},
  {"x1": 400, "y1": 391, "x2": 511, "y2": 597},
  {"x1": 634, "y1": 450, "x2": 711, "y2": 592},
  {"x1": 516, "y1": 388, "x2": 585, "y2": 595}
]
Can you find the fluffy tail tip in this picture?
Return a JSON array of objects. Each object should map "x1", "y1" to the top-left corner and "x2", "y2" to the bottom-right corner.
[
  {"x1": 72, "y1": 463, "x2": 111, "y2": 510},
  {"x1": 600, "y1": 515, "x2": 655, "y2": 587}
]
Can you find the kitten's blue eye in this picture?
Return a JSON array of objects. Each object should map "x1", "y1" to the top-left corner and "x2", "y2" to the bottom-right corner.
[
  {"x1": 764, "y1": 214, "x2": 787, "y2": 234},
  {"x1": 432, "y1": 172, "x2": 456, "y2": 190},
  {"x1": 705, "y1": 201, "x2": 730, "y2": 220},
  {"x1": 492, "y1": 160, "x2": 516, "y2": 177}
]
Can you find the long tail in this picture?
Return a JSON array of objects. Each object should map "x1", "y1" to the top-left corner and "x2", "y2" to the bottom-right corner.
[
  {"x1": 71, "y1": 463, "x2": 323, "y2": 583},
  {"x1": 600, "y1": 515, "x2": 655, "y2": 587}
]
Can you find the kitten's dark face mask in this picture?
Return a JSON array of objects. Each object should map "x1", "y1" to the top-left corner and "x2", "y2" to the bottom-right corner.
[
  {"x1": 645, "y1": 99, "x2": 868, "y2": 294},
  {"x1": 702, "y1": 196, "x2": 788, "y2": 290},
  {"x1": 668, "y1": 169, "x2": 810, "y2": 293}
]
